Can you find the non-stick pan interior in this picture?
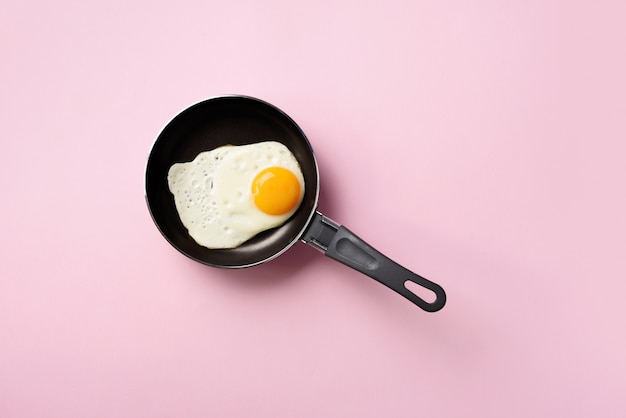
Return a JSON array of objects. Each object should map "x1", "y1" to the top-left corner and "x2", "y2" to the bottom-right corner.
[{"x1": 145, "y1": 96, "x2": 319, "y2": 267}]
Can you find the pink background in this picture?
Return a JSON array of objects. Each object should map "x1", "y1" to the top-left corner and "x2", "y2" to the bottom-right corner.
[{"x1": 2, "y1": 0, "x2": 625, "y2": 416}]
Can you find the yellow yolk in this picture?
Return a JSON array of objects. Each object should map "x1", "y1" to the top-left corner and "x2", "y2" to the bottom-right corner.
[{"x1": 252, "y1": 167, "x2": 301, "y2": 216}]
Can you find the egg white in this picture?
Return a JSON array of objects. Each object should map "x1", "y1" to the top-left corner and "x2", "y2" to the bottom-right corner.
[{"x1": 167, "y1": 141, "x2": 305, "y2": 249}]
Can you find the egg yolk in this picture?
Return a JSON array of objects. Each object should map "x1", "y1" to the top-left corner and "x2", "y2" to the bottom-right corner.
[{"x1": 252, "y1": 167, "x2": 301, "y2": 216}]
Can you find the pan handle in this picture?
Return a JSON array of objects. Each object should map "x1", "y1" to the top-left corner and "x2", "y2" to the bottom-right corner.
[{"x1": 302, "y1": 212, "x2": 446, "y2": 312}]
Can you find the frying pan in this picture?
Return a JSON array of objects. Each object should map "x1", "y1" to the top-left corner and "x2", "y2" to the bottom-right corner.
[{"x1": 145, "y1": 95, "x2": 446, "y2": 312}]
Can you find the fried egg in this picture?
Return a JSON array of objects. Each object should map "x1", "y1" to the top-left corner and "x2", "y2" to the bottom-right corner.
[{"x1": 167, "y1": 141, "x2": 305, "y2": 249}]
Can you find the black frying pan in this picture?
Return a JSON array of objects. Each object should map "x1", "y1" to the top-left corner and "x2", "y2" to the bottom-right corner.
[{"x1": 145, "y1": 95, "x2": 446, "y2": 312}]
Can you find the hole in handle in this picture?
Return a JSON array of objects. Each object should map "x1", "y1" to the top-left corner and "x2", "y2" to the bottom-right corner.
[{"x1": 404, "y1": 280, "x2": 437, "y2": 304}]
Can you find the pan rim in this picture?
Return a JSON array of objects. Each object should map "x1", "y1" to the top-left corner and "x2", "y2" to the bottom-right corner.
[{"x1": 145, "y1": 94, "x2": 320, "y2": 268}]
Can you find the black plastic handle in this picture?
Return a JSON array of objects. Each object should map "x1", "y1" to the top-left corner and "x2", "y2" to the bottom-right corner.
[{"x1": 302, "y1": 212, "x2": 446, "y2": 312}]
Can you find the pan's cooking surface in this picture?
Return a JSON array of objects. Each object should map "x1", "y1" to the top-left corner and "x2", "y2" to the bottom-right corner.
[{"x1": 145, "y1": 96, "x2": 319, "y2": 267}]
